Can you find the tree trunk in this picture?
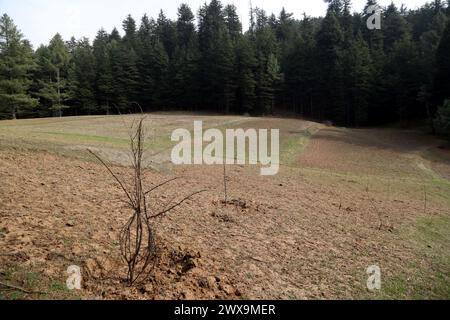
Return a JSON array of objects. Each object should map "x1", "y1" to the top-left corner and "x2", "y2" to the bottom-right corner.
[
  {"x1": 57, "y1": 68, "x2": 62, "y2": 118},
  {"x1": 106, "y1": 99, "x2": 110, "y2": 115},
  {"x1": 426, "y1": 102, "x2": 436, "y2": 135}
]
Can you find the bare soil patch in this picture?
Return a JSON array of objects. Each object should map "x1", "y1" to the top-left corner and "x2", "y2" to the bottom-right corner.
[{"x1": 1, "y1": 115, "x2": 449, "y2": 299}]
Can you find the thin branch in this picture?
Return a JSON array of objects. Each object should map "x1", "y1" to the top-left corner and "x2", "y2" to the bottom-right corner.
[
  {"x1": 0, "y1": 281, "x2": 47, "y2": 295},
  {"x1": 144, "y1": 177, "x2": 179, "y2": 195},
  {"x1": 112, "y1": 103, "x2": 122, "y2": 116},
  {"x1": 87, "y1": 149, "x2": 134, "y2": 207},
  {"x1": 130, "y1": 101, "x2": 144, "y2": 114},
  {"x1": 223, "y1": 162, "x2": 228, "y2": 204}
]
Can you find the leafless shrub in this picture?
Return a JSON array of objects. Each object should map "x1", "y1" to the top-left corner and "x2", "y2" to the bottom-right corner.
[{"x1": 88, "y1": 117, "x2": 206, "y2": 286}]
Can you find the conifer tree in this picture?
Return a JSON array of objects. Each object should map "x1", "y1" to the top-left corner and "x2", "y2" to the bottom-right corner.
[
  {"x1": 284, "y1": 15, "x2": 318, "y2": 116},
  {"x1": 67, "y1": 38, "x2": 96, "y2": 114},
  {"x1": 0, "y1": 14, "x2": 38, "y2": 119},
  {"x1": 316, "y1": 9, "x2": 344, "y2": 121},
  {"x1": 173, "y1": 4, "x2": 198, "y2": 109},
  {"x1": 224, "y1": 4, "x2": 242, "y2": 43},
  {"x1": 233, "y1": 35, "x2": 256, "y2": 113},
  {"x1": 198, "y1": 0, "x2": 234, "y2": 112},
  {"x1": 250, "y1": 8, "x2": 281, "y2": 115},
  {"x1": 35, "y1": 33, "x2": 70, "y2": 117},
  {"x1": 433, "y1": 18, "x2": 450, "y2": 109},
  {"x1": 93, "y1": 29, "x2": 113, "y2": 114}
]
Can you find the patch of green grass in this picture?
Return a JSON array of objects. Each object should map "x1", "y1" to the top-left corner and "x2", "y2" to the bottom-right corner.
[
  {"x1": 3, "y1": 267, "x2": 16, "y2": 281},
  {"x1": 381, "y1": 270, "x2": 450, "y2": 300},
  {"x1": 6, "y1": 291, "x2": 26, "y2": 300},
  {"x1": 0, "y1": 116, "x2": 106, "y2": 128},
  {"x1": 36, "y1": 131, "x2": 130, "y2": 146},
  {"x1": 377, "y1": 214, "x2": 450, "y2": 299},
  {"x1": 280, "y1": 126, "x2": 321, "y2": 165},
  {"x1": 415, "y1": 215, "x2": 450, "y2": 264},
  {"x1": 0, "y1": 264, "x2": 81, "y2": 300},
  {"x1": 49, "y1": 280, "x2": 68, "y2": 293},
  {"x1": 25, "y1": 272, "x2": 41, "y2": 288},
  {"x1": 381, "y1": 277, "x2": 408, "y2": 298},
  {"x1": 417, "y1": 161, "x2": 450, "y2": 187}
]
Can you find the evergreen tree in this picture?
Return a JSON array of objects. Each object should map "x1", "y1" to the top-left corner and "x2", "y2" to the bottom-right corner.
[
  {"x1": 156, "y1": 10, "x2": 178, "y2": 60},
  {"x1": 108, "y1": 40, "x2": 127, "y2": 109},
  {"x1": 325, "y1": 0, "x2": 344, "y2": 16},
  {"x1": 250, "y1": 8, "x2": 281, "y2": 115},
  {"x1": 416, "y1": 8, "x2": 448, "y2": 130},
  {"x1": 434, "y1": 99, "x2": 450, "y2": 137},
  {"x1": 316, "y1": 9, "x2": 344, "y2": 122},
  {"x1": 173, "y1": 4, "x2": 198, "y2": 109},
  {"x1": 67, "y1": 38, "x2": 96, "y2": 114},
  {"x1": 233, "y1": 35, "x2": 256, "y2": 113},
  {"x1": 93, "y1": 29, "x2": 113, "y2": 114},
  {"x1": 0, "y1": 14, "x2": 38, "y2": 119},
  {"x1": 150, "y1": 39, "x2": 170, "y2": 108},
  {"x1": 383, "y1": 3, "x2": 410, "y2": 52},
  {"x1": 224, "y1": 4, "x2": 242, "y2": 43},
  {"x1": 136, "y1": 13, "x2": 169, "y2": 109},
  {"x1": 136, "y1": 14, "x2": 157, "y2": 110},
  {"x1": 362, "y1": 0, "x2": 384, "y2": 51},
  {"x1": 385, "y1": 36, "x2": 422, "y2": 123},
  {"x1": 177, "y1": 4, "x2": 196, "y2": 47},
  {"x1": 35, "y1": 33, "x2": 70, "y2": 117},
  {"x1": 275, "y1": 7, "x2": 296, "y2": 81},
  {"x1": 32, "y1": 45, "x2": 55, "y2": 116},
  {"x1": 198, "y1": 0, "x2": 234, "y2": 112},
  {"x1": 122, "y1": 14, "x2": 137, "y2": 49},
  {"x1": 284, "y1": 15, "x2": 318, "y2": 116},
  {"x1": 433, "y1": 18, "x2": 450, "y2": 109},
  {"x1": 110, "y1": 27, "x2": 121, "y2": 42},
  {"x1": 107, "y1": 15, "x2": 141, "y2": 111},
  {"x1": 66, "y1": 36, "x2": 77, "y2": 54},
  {"x1": 344, "y1": 32, "x2": 373, "y2": 126}
]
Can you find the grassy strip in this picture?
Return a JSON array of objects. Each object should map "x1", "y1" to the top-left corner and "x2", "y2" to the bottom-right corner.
[
  {"x1": 280, "y1": 125, "x2": 322, "y2": 166},
  {"x1": 374, "y1": 213, "x2": 450, "y2": 299}
]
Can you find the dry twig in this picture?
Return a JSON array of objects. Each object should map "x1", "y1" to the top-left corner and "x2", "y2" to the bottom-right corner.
[{"x1": 0, "y1": 281, "x2": 47, "y2": 295}]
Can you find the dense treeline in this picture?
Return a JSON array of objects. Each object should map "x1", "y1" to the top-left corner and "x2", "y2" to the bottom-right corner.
[{"x1": 0, "y1": 0, "x2": 450, "y2": 131}]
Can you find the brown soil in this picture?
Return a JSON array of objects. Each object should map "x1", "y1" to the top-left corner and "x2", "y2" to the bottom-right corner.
[{"x1": 1, "y1": 116, "x2": 449, "y2": 300}]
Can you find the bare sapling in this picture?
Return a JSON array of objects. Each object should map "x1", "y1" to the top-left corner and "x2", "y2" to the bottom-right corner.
[
  {"x1": 423, "y1": 184, "x2": 427, "y2": 214},
  {"x1": 223, "y1": 161, "x2": 228, "y2": 205},
  {"x1": 88, "y1": 117, "x2": 206, "y2": 285}
]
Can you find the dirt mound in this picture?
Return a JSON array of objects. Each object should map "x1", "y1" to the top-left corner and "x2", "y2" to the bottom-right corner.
[
  {"x1": 82, "y1": 243, "x2": 239, "y2": 300},
  {"x1": 210, "y1": 198, "x2": 272, "y2": 223}
]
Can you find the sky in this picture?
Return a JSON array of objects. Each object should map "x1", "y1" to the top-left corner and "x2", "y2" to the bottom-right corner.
[{"x1": 0, "y1": 0, "x2": 430, "y2": 48}]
